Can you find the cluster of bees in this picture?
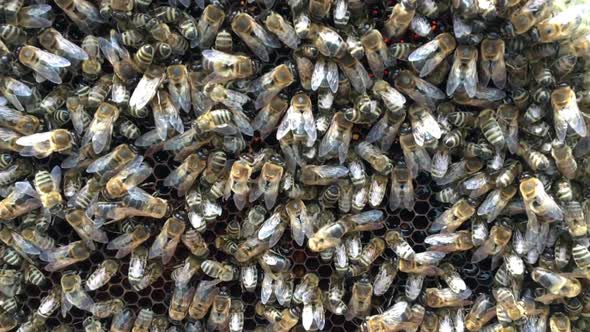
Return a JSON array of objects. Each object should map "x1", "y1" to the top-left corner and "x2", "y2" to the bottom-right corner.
[{"x1": 0, "y1": 0, "x2": 589, "y2": 331}]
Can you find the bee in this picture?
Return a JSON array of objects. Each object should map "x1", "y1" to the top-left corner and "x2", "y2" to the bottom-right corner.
[
  {"x1": 0, "y1": 77, "x2": 33, "y2": 113},
  {"x1": 408, "y1": 32, "x2": 456, "y2": 77},
  {"x1": 40, "y1": 240, "x2": 90, "y2": 272},
  {"x1": 201, "y1": 260, "x2": 238, "y2": 281},
  {"x1": 163, "y1": 64, "x2": 192, "y2": 114},
  {"x1": 424, "y1": 288, "x2": 472, "y2": 308},
  {"x1": 276, "y1": 93, "x2": 316, "y2": 147},
  {"x1": 549, "y1": 313, "x2": 571, "y2": 332},
  {"x1": 98, "y1": 186, "x2": 169, "y2": 221},
  {"x1": 104, "y1": 157, "x2": 151, "y2": 199},
  {"x1": 98, "y1": 32, "x2": 138, "y2": 82},
  {"x1": 395, "y1": 70, "x2": 445, "y2": 108},
  {"x1": 355, "y1": 142, "x2": 393, "y2": 175},
  {"x1": 385, "y1": 230, "x2": 415, "y2": 260},
  {"x1": 196, "y1": 5, "x2": 225, "y2": 49},
  {"x1": 479, "y1": 36, "x2": 506, "y2": 89},
  {"x1": 202, "y1": 49, "x2": 258, "y2": 85},
  {"x1": 131, "y1": 261, "x2": 163, "y2": 291},
  {"x1": 38, "y1": 27, "x2": 88, "y2": 63},
  {"x1": 18, "y1": 46, "x2": 70, "y2": 84},
  {"x1": 148, "y1": 216, "x2": 185, "y2": 264},
  {"x1": 517, "y1": 143, "x2": 550, "y2": 171},
  {"x1": 59, "y1": 272, "x2": 95, "y2": 317},
  {"x1": 532, "y1": 268, "x2": 581, "y2": 300},
  {"x1": 551, "y1": 142, "x2": 577, "y2": 180},
  {"x1": 125, "y1": 245, "x2": 149, "y2": 286},
  {"x1": 389, "y1": 43, "x2": 418, "y2": 61},
  {"x1": 86, "y1": 143, "x2": 137, "y2": 182},
  {"x1": 107, "y1": 224, "x2": 150, "y2": 259},
  {"x1": 16, "y1": 128, "x2": 74, "y2": 159},
  {"x1": 447, "y1": 45, "x2": 478, "y2": 97},
  {"x1": 345, "y1": 94, "x2": 381, "y2": 125},
  {"x1": 169, "y1": 285, "x2": 195, "y2": 321},
  {"x1": 252, "y1": 95, "x2": 289, "y2": 140},
  {"x1": 249, "y1": 64, "x2": 294, "y2": 110},
  {"x1": 408, "y1": 105, "x2": 442, "y2": 146},
  {"x1": 128, "y1": 68, "x2": 166, "y2": 121},
  {"x1": 164, "y1": 152, "x2": 207, "y2": 196},
  {"x1": 65, "y1": 209, "x2": 108, "y2": 250},
  {"x1": 207, "y1": 289, "x2": 231, "y2": 332},
  {"x1": 389, "y1": 162, "x2": 415, "y2": 211},
  {"x1": 0, "y1": 24, "x2": 26, "y2": 46},
  {"x1": 532, "y1": 5, "x2": 586, "y2": 43},
  {"x1": 551, "y1": 85, "x2": 587, "y2": 142},
  {"x1": 336, "y1": 52, "x2": 372, "y2": 93},
  {"x1": 250, "y1": 156, "x2": 284, "y2": 209},
  {"x1": 82, "y1": 102, "x2": 120, "y2": 154},
  {"x1": 131, "y1": 44, "x2": 155, "y2": 73},
  {"x1": 308, "y1": 210, "x2": 384, "y2": 251},
  {"x1": 109, "y1": 308, "x2": 135, "y2": 332},
  {"x1": 383, "y1": 0, "x2": 416, "y2": 38},
  {"x1": 431, "y1": 198, "x2": 477, "y2": 233},
  {"x1": 345, "y1": 276, "x2": 373, "y2": 321},
  {"x1": 53, "y1": 0, "x2": 103, "y2": 33},
  {"x1": 189, "y1": 279, "x2": 221, "y2": 320},
  {"x1": 91, "y1": 299, "x2": 124, "y2": 319},
  {"x1": 132, "y1": 309, "x2": 154, "y2": 332},
  {"x1": 85, "y1": 259, "x2": 118, "y2": 291},
  {"x1": 265, "y1": 11, "x2": 299, "y2": 50},
  {"x1": 520, "y1": 176, "x2": 563, "y2": 227},
  {"x1": 360, "y1": 29, "x2": 391, "y2": 78},
  {"x1": 0, "y1": 106, "x2": 40, "y2": 136},
  {"x1": 316, "y1": 112, "x2": 352, "y2": 164},
  {"x1": 120, "y1": 30, "x2": 144, "y2": 49},
  {"x1": 116, "y1": 119, "x2": 140, "y2": 140},
  {"x1": 508, "y1": 0, "x2": 552, "y2": 35},
  {"x1": 231, "y1": 13, "x2": 280, "y2": 62}
]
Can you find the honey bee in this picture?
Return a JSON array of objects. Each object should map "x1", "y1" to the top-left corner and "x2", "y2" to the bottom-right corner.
[
  {"x1": 40, "y1": 240, "x2": 90, "y2": 272},
  {"x1": 252, "y1": 95, "x2": 289, "y2": 140},
  {"x1": 424, "y1": 288, "x2": 472, "y2": 308},
  {"x1": 336, "y1": 52, "x2": 372, "y2": 93},
  {"x1": 91, "y1": 299, "x2": 124, "y2": 319},
  {"x1": 107, "y1": 224, "x2": 150, "y2": 258},
  {"x1": 355, "y1": 142, "x2": 393, "y2": 175},
  {"x1": 169, "y1": 285, "x2": 195, "y2": 321},
  {"x1": 308, "y1": 210, "x2": 384, "y2": 251},
  {"x1": 520, "y1": 175, "x2": 563, "y2": 229},
  {"x1": 86, "y1": 143, "x2": 137, "y2": 182},
  {"x1": 202, "y1": 49, "x2": 258, "y2": 84},
  {"x1": 85, "y1": 259, "x2": 118, "y2": 291},
  {"x1": 231, "y1": 13, "x2": 280, "y2": 62},
  {"x1": 532, "y1": 5, "x2": 586, "y2": 43},
  {"x1": 132, "y1": 308, "x2": 154, "y2": 332},
  {"x1": 98, "y1": 186, "x2": 169, "y2": 221},
  {"x1": 249, "y1": 64, "x2": 294, "y2": 110},
  {"x1": 408, "y1": 32, "x2": 456, "y2": 77},
  {"x1": 264, "y1": 12, "x2": 299, "y2": 50},
  {"x1": 128, "y1": 66, "x2": 165, "y2": 116},
  {"x1": 59, "y1": 272, "x2": 95, "y2": 316},
  {"x1": 207, "y1": 289, "x2": 231, "y2": 331},
  {"x1": 360, "y1": 29, "x2": 391, "y2": 78},
  {"x1": 0, "y1": 77, "x2": 33, "y2": 113},
  {"x1": 431, "y1": 198, "x2": 477, "y2": 233},
  {"x1": 0, "y1": 106, "x2": 40, "y2": 136},
  {"x1": 480, "y1": 36, "x2": 506, "y2": 89},
  {"x1": 131, "y1": 261, "x2": 163, "y2": 291},
  {"x1": 477, "y1": 185, "x2": 517, "y2": 223},
  {"x1": 109, "y1": 308, "x2": 135, "y2": 332},
  {"x1": 53, "y1": 0, "x2": 104, "y2": 33},
  {"x1": 549, "y1": 313, "x2": 571, "y2": 332},
  {"x1": 64, "y1": 209, "x2": 107, "y2": 250},
  {"x1": 471, "y1": 221, "x2": 513, "y2": 263},
  {"x1": 395, "y1": 70, "x2": 446, "y2": 108},
  {"x1": 532, "y1": 268, "x2": 581, "y2": 300},
  {"x1": 276, "y1": 93, "x2": 316, "y2": 147},
  {"x1": 189, "y1": 279, "x2": 221, "y2": 320},
  {"x1": 367, "y1": 109, "x2": 406, "y2": 153},
  {"x1": 317, "y1": 112, "x2": 353, "y2": 164},
  {"x1": 164, "y1": 152, "x2": 207, "y2": 196},
  {"x1": 551, "y1": 85, "x2": 587, "y2": 143},
  {"x1": 98, "y1": 32, "x2": 137, "y2": 82},
  {"x1": 148, "y1": 216, "x2": 185, "y2": 264},
  {"x1": 447, "y1": 45, "x2": 478, "y2": 97},
  {"x1": 163, "y1": 64, "x2": 191, "y2": 113},
  {"x1": 18, "y1": 46, "x2": 70, "y2": 84},
  {"x1": 408, "y1": 105, "x2": 442, "y2": 146},
  {"x1": 104, "y1": 156, "x2": 151, "y2": 198},
  {"x1": 197, "y1": 5, "x2": 225, "y2": 49},
  {"x1": 384, "y1": 0, "x2": 416, "y2": 38},
  {"x1": 344, "y1": 276, "x2": 372, "y2": 321},
  {"x1": 385, "y1": 230, "x2": 415, "y2": 260},
  {"x1": 38, "y1": 28, "x2": 88, "y2": 63},
  {"x1": 16, "y1": 129, "x2": 74, "y2": 159},
  {"x1": 82, "y1": 102, "x2": 120, "y2": 154}
]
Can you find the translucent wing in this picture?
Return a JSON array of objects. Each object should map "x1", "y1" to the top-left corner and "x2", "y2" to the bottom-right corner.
[
  {"x1": 302, "y1": 108, "x2": 316, "y2": 146},
  {"x1": 491, "y1": 59, "x2": 506, "y2": 89},
  {"x1": 415, "y1": 78, "x2": 445, "y2": 101},
  {"x1": 408, "y1": 39, "x2": 439, "y2": 62},
  {"x1": 230, "y1": 109, "x2": 254, "y2": 136},
  {"x1": 311, "y1": 57, "x2": 326, "y2": 91},
  {"x1": 257, "y1": 213, "x2": 281, "y2": 241},
  {"x1": 45, "y1": 257, "x2": 80, "y2": 271},
  {"x1": 252, "y1": 23, "x2": 281, "y2": 48},
  {"x1": 414, "y1": 251, "x2": 446, "y2": 264},
  {"x1": 51, "y1": 166, "x2": 62, "y2": 188},
  {"x1": 446, "y1": 65, "x2": 462, "y2": 97},
  {"x1": 73, "y1": 0, "x2": 104, "y2": 23},
  {"x1": 18, "y1": 5, "x2": 53, "y2": 28},
  {"x1": 27, "y1": 49, "x2": 70, "y2": 84},
  {"x1": 315, "y1": 166, "x2": 349, "y2": 178},
  {"x1": 463, "y1": 56, "x2": 478, "y2": 98},
  {"x1": 16, "y1": 131, "x2": 52, "y2": 146},
  {"x1": 276, "y1": 106, "x2": 294, "y2": 140},
  {"x1": 3, "y1": 78, "x2": 31, "y2": 96},
  {"x1": 129, "y1": 73, "x2": 164, "y2": 112},
  {"x1": 326, "y1": 61, "x2": 339, "y2": 93},
  {"x1": 556, "y1": 102, "x2": 587, "y2": 141},
  {"x1": 0, "y1": 106, "x2": 25, "y2": 122},
  {"x1": 12, "y1": 233, "x2": 41, "y2": 255},
  {"x1": 54, "y1": 33, "x2": 89, "y2": 60},
  {"x1": 98, "y1": 37, "x2": 119, "y2": 65},
  {"x1": 148, "y1": 231, "x2": 168, "y2": 259},
  {"x1": 36, "y1": 48, "x2": 71, "y2": 67},
  {"x1": 66, "y1": 290, "x2": 95, "y2": 311}
]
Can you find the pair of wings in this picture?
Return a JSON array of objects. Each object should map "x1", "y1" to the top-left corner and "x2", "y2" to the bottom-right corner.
[
  {"x1": 311, "y1": 57, "x2": 339, "y2": 93},
  {"x1": 21, "y1": 47, "x2": 70, "y2": 84},
  {"x1": 0, "y1": 78, "x2": 32, "y2": 112},
  {"x1": 233, "y1": 17, "x2": 281, "y2": 62},
  {"x1": 129, "y1": 71, "x2": 165, "y2": 113},
  {"x1": 276, "y1": 105, "x2": 317, "y2": 147},
  {"x1": 446, "y1": 52, "x2": 478, "y2": 98}
]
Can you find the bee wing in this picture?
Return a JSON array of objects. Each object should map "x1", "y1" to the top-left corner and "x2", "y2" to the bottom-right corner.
[
  {"x1": 302, "y1": 304, "x2": 314, "y2": 331},
  {"x1": 148, "y1": 230, "x2": 169, "y2": 259},
  {"x1": 311, "y1": 57, "x2": 326, "y2": 91},
  {"x1": 315, "y1": 166, "x2": 349, "y2": 178},
  {"x1": 12, "y1": 232, "x2": 41, "y2": 255},
  {"x1": 54, "y1": 33, "x2": 89, "y2": 60},
  {"x1": 0, "y1": 106, "x2": 26, "y2": 123},
  {"x1": 224, "y1": 89, "x2": 251, "y2": 109},
  {"x1": 276, "y1": 106, "x2": 295, "y2": 140},
  {"x1": 490, "y1": 59, "x2": 506, "y2": 89},
  {"x1": 252, "y1": 23, "x2": 281, "y2": 48},
  {"x1": 326, "y1": 60, "x2": 339, "y2": 94},
  {"x1": 303, "y1": 107, "x2": 317, "y2": 146},
  {"x1": 50, "y1": 166, "x2": 62, "y2": 188},
  {"x1": 162, "y1": 237, "x2": 180, "y2": 264},
  {"x1": 367, "y1": 116, "x2": 388, "y2": 144},
  {"x1": 290, "y1": 213, "x2": 305, "y2": 246},
  {"x1": 260, "y1": 272, "x2": 273, "y2": 304},
  {"x1": 18, "y1": 5, "x2": 53, "y2": 28},
  {"x1": 477, "y1": 189, "x2": 501, "y2": 222},
  {"x1": 169, "y1": 84, "x2": 191, "y2": 113},
  {"x1": 230, "y1": 109, "x2": 254, "y2": 136},
  {"x1": 414, "y1": 251, "x2": 446, "y2": 264},
  {"x1": 3, "y1": 78, "x2": 32, "y2": 97},
  {"x1": 61, "y1": 292, "x2": 72, "y2": 317},
  {"x1": 15, "y1": 131, "x2": 52, "y2": 146},
  {"x1": 45, "y1": 257, "x2": 82, "y2": 272},
  {"x1": 66, "y1": 290, "x2": 95, "y2": 311},
  {"x1": 366, "y1": 49, "x2": 386, "y2": 79},
  {"x1": 73, "y1": 0, "x2": 104, "y2": 23},
  {"x1": 98, "y1": 37, "x2": 119, "y2": 66},
  {"x1": 129, "y1": 74, "x2": 164, "y2": 112},
  {"x1": 556, "y1": 101, "x2": 587, "y2": 141},
  {"x1": 408, "y1": 39, "x2": 440, "y2": 63},
  {"x1": 349, "y1": 210, "x2": 384, "y2": 224},
  {"x1": 26, "y1": 49, "x2": 70, "y2": 84},
  {"x1": 446, "y1": 63, "x2": 462, "y2": 97},
  {"x1": 464, "y1": 56, "x2": 478, "y2": 98},
  {"x1": 86, "y1": 120, "x2": 113, "y2": 154},
  {"x1": 414, "y1": 78, "x2": 445, "y2": 103},
  {"x1": 257, "y1": 212, "x2": 281, "y2": 241},
  {"x1": 69, "y1": 106, "x2": 87, "y2": 135}
]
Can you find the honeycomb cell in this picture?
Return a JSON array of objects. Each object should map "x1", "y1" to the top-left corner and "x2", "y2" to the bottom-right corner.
[{"x1": 399, "y1": 209, "x2": 415, "y2": 222}]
